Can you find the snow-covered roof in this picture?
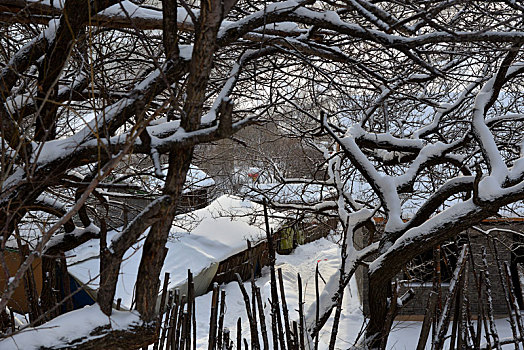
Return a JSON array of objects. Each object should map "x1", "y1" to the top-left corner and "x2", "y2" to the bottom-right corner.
[
  {"x1": 141, "y1": 164, "x2": 215, "y2": 194},
  {"x1": 240, "y1": 183, "x2": 334, "y2": 204},
  {"x1": 185, "y1": 165, "x2": 215, "y2": 190},
  {"x1": 67, "y1": 195, "x2": 281, "y2": 309}
]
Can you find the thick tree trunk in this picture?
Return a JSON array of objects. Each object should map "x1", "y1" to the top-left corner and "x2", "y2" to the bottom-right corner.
[
  {"x1": 133, "y1": 0, "x2": 232, "y2": 322},
  {"x1": 40, "y1": 256, "x2": 60, "y2": 320},
  {"x1": 366, "y1": 274, "x2": 391, "y2": 350},
  {"x1": 98, "y1": 252, "x2": 123, "y2": 316},
  {"x1": 134, "y1": 148, "x2": 193, "y2": 321}
]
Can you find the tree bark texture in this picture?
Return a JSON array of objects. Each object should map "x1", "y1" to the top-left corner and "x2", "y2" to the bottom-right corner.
[{"x1": 134, "y1": 0, "x2": 235, "y2": 321}]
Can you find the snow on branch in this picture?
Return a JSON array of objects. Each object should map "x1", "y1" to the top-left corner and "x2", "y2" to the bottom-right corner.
[{"x1": 324, "y1": 121, "x2": 404, "y2": 232}]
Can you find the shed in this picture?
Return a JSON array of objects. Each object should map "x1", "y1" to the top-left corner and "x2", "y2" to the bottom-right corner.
[
  {"x1": 355, "y1": 218, "x2": 524, "y2": 318},
  {"x1": 0, "y1": 248, "x2": 96, "y2": 315},
  {"x1": 104, "y1": 165, "x2": 216, "y2": 228}
]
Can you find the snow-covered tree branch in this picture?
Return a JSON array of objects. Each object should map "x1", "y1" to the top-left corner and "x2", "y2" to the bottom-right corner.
[{"x1": 2, "y1": 0, "x2": 524, "y2": 348}]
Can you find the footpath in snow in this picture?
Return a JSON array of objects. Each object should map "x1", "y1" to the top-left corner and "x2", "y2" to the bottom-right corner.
[
  {"x1": 188, "y1": 238, "x2": 519, "y2": 349},
  {"x1": 190, "y1": 237, "x2": 365, "y2": 349}
]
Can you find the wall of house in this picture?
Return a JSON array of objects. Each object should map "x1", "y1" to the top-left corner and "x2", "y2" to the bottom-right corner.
[
  {"x1": 355, "y1": 221, "x2": 523, "y2": 317},
  {"x1": 102, "y1": 188, "x2": 211, "y2": 229}
]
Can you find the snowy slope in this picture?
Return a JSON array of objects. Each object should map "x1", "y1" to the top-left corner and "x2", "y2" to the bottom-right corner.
[
  {"x1": 188, "y1": 238, "x2": 518, "y2": 349},
  {"x1": 0, "y1": 305, "x2": 141, "y2": 349},
  {"x1": 1, "y1": 237, "x2": 518, "y2": 349},
  {"x1": 68, "y1": 195, "x2": 281, "y2": 309}
]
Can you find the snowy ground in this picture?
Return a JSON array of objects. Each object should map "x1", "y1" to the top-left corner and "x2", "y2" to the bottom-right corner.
[
  {"x1": 0, "y1": 237, "x2": 518, "y2": 349},
  {"x1": 187, "y1": 237, "x2": 373, "y2": 349},
  {"x1": 187, "y1": 238, "x2": 519, "y2": 349},
  {"x1": 0, "y1": 306, "x2": 142, "y2": 349},
  {"x1": 191, "y1": 238, "x2": 352, "y2": 349}
]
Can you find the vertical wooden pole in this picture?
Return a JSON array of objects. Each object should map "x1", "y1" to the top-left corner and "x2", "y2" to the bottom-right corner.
[
  {"x1": 315, "y1": 263, "x2": 320, "y2": 350},
  {"x1": 504, "y1": 262, "x2": 524, "y2": 346},
  {"x1": 237, "y1": 317, "x2": 242, "y2": 350},
  {"x1": 174, "y1": 296, "x2": 186, "y2": 349},
  {"x1": 292, "y1": 321, "x2": 299, "y2": 349},
  {"x1": 297, "y1": 273, "x2": 305, "y2": 350},
  {"x1": 278, "y1": 268, "x2": 292, "y2": 349},
  {"x1": 235, "y1": 273, "x2": 260, "y2": 349},
  {"x1": 492, "y1": 240, "x2": 519, "y2": 350},
  {"x1": 248, "y1": 240, "x2": 259, "y2": 349},
  {"x1": 159, "y1": 290, "x2": 174, "y2": 350},
  {"x1": 263, "y1": 200, "x2": 284, "y2": 350},
  {"x1": 167, "y1": 290, "x2": 179, "y2": 350},
  {"x1": 208, "y1": 283, "x2": 220, "y2": 350},
  {"x1": 223, "y1": 328, "x2": 231, "y2": 350},
  {"x1": 217, "y1": 290, "x2": 226, "y2": 349},
  {"x1": 154, "y1": 272, "x2": 170, "y2": 350},
  {"x1": 433, "y1": 245, "x2": 468, "y2": 350},
  {"x1": 481, "y1": 248, "x2": 501, "y2": 350},
  {"x1": 416, "y1": 291, "x2": 437, "y2": 350},
  {"x1": 255, "y1": 286, "x2": 269, "y2": 350},
  {"x1": 186, "y1": 270, "x2": 194, "y2": 350}
]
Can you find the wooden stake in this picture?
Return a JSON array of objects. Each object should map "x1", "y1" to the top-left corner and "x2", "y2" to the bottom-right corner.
[
  {"x1": 167, "y1": 290, "x2": 180, "y2": 350},
  {"x1": 248, "y1": 240, "x2": 259, "y2": 349},
  {"x1": 432, "y1": 245, "x2": 442, "y2": 343},
  {"x1": 187, "y1": 270, "x2": 194, "y2": 350},
  {"x1": 217, "y1": 290, "x2": 226, "y2": 350},
  {"x1": 478, "y1": 272, "x2": 492, "y2": 349},
  {"x1": 433, "y1": 245, "x2": 469, "y2": 350},
  {"x1": 208, "y1": 283, "x2": 220, "y2": 350},
  {"x1": 237, "y1": 317, "x2": 242, "y2": 350},
  {"x1": 278, "y1": 268, "x2": 292, "y2": 349},
  {"x1": 492, "y1": 240, "x2": 519, "y2": 350},
  {"x1": 174, "y1": 296, "x2": 186, "y2": 349},
  {"x1": 159, "y1": 290, "x2": 174, "y2": 350},
  {"x1": 153, "y1": 272, "x2": 170, "y2": 350},
  {"x1": 380, "y1": 281, "x2": 399, "y2": 350},
  {"x1": 223, "y1": 328, "x2": 231, "y2": 350},
  {"x1": 481, "y1": 247, "x2": 501, "y2": 350},
  {"x1": 315, "y1": 263, "x2": 320, "y2": 350},
  {"x1": 292, "y1": 321, "x2": 299, "y2": 349},
  {"x1": 270, "y1": 299, "x2": 278, "y2": 350},
  {"x1": 450, "y1": 272, "x2": 463, "y2": 350},
  {"x1": 297, "y1": 273, "x2": 305, "y2": 350},
  {"x1": 255, "y1": 286, "x2": 269, "y2": 350},
  {"x1": 180, "y1": 310, "x2": 188, "y2": 349},
  {"x1": 503, "y1": 262, "x2": 524, "y2": 347},
  {"x1": 236, "y1": 273, "x2": 260, "y2": 349},
  {"x1": 9, "y1": 308, "x2": 15, "y2": 333},
  {"x1": 416, "y1": 291, "x2": 437, "y2": 350},
  {"x1": 263, "y1": 199, "x2": 284, "y2": 350}
]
